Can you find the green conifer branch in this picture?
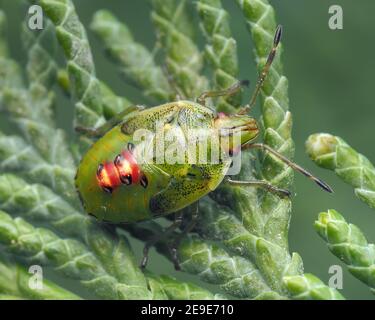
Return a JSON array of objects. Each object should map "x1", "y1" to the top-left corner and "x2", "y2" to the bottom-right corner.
[
  {"x1": 91, "y1": 10, "x2": 173, "y2": 102},
  {"x1": 0, "y1": 20, "x2": 78, "y2": 206},
  {"x1": 0, "y1": 295, "x2": 23, "y2": 300},
  {"x1": 0, "y1": 10, "x2": 8, "y2": 57},
  {"x1": 306, "y1": 133, "x2": 375, "y2": 209},
  {"x1": 124, "y1": 217, "x2": 276, "y2": 299},
  {"x1": 22, "y1": 21, "x2": 57, "y2": 90},
  {"x1": 39, "y1": 0, "x2": 105, "y2": 128},
  {"x1": 150, "y1": 0, "x2": 208, "y2": 98},
  {"x1": 0, "y1": 209, "x2": 157, "y2": 299},
  {"x1": 283, "y1": 273, "x2": 345, "y2": 300},
  {"x1": 0, "y1": 174, "x2": 220, "y2": 299},
  {"x1": 0, "y1": 5, "x2": 221, "y2": 299},
  {"x1": 2, "y1": 19, "x2": 70, "y2": 160},
  {"x1": 315, "y1": 209, "x2": 375, "y2": 294},
  {"x1": 198, "y1": 198, "x2": 300, "y2": 295},
  {"x1": 204, "y1": 0, "x2": 341, "y2": 300},
  {"x1": 0, "y1": 135, "x2": 76, "y2": 204},
  {"x1": 39, "y1": 0, "x2": 131, "y2": 128},
  {"x1": 147, "y1": 274, "x2": 226, "y2": 300},
  {"x1": 0, "y1": 254, "x2": 81, "y2": 299},
  {"x1": 179, "y1": 235, "x2": 282, "y2": 299},
  {"x1": 0, "y1": 210, "x2": 121, "y2": 299},
  {"x1": 0, "y1": 10, "x2": 23, "y2": 94},
  {"x1": 197, "y1": 0, "x2": 241, "y2": 112},
  {"x1": 0, "y1": 0, "x2": 359, "y2": 300},
  {"x1": 206, "y1": 0, "x2": 297, "y2": 296},
  {"x1": 237, "y1": 0, "x2": 294, "y2": 249},
  {"x1": 0, "y1": 174, "x2": 161, "y2": 299},
  {"x1": 0, "y1": 174, "x2": 87, "y2": 239}
]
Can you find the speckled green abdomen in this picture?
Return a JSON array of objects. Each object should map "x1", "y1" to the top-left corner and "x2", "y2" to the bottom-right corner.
[{"x1": 75, "y1": 101, "x2": 233, "y2": 223}]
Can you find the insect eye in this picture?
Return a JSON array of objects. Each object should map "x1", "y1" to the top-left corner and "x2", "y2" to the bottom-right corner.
[
  {"x1": 120, "y1": 174, "x2": 132, "y2": 185},
  {"x1": 96, "y1": 163, "x2": 104, "y2": 177}
]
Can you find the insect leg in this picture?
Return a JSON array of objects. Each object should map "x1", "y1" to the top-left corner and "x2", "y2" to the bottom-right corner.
[
  {"x1": 140, "y1": 211, "x2": 183, "y2": 269},
  {"x1": 242, "y1": 143, "x2": 333, "y2": 193},
  {"x1": 237, "y1": 25, "x2": 283, "y2": 115},
  {"x1": 75, "y1": 105, "x2": 144, "y2": 138},
  {"x1": 197, "y1": 80, "x2": 249, "y2": 106},
  {"x1": 226, "y1": 178, "x2": 291, "y2": 198},
  {"x1": 168, "y1": 202, "x2": 199, "y2": 270}
]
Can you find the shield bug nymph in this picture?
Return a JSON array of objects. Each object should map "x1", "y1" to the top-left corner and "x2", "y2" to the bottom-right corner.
[{"x1": 75, "y1": 25, "x2": 333, "y2": 269}]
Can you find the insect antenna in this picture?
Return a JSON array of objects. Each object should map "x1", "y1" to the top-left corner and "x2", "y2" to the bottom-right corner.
[
  {"x1": 243, "y1": 143, "x2": 334, "y2": 193},
  {"x1": 238, "y1": 25, "x2": 283, "y2": 115}
]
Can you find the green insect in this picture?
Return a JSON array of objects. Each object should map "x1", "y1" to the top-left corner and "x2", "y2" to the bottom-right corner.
[{"x1": 75, "y1": 26, "x2": 332, "y2": 268}]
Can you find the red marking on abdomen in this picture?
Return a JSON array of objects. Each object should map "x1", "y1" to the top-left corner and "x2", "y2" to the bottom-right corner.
[
  {"x1": 97, "y1": 147, "x2": 143, "y2": 193},
  {"x1": 97, "y1": 162, "x2": 122, "y2": 193},
  {"x1": 122, "y1": 150, "x2": 141, "y2": 183}
]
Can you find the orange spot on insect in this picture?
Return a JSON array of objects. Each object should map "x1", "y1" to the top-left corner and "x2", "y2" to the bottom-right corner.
[
  {"x1": 96, "y1": 162, "x2": 121, "y2": 193},
  {"x1": 115, "y1": 150, "x2": 141, "y2": 184},
  {"x1": 95, "y1": 145, "x2": 145, "y2": 194}
]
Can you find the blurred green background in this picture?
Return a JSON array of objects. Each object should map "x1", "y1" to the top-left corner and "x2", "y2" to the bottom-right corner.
[{"x1": 1, "y1": 0, "x2": 375, "y2": 299}]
